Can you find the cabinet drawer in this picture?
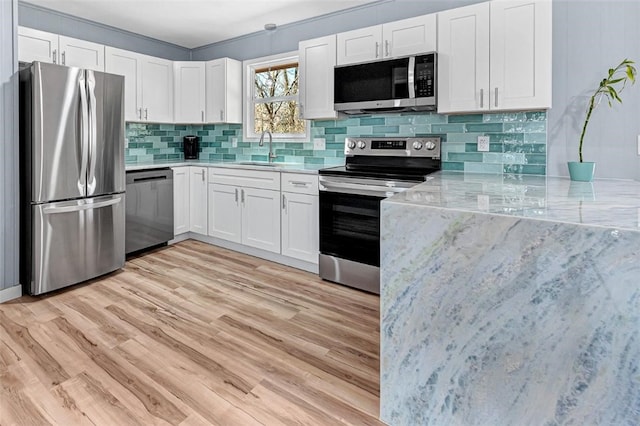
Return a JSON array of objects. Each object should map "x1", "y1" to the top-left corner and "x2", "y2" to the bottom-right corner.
[
  {"x1": 209, "y1": 167, "x2": 280, "y2": 190},
  {"x1": 281, "y1": 173, "x2": 318, "y2": 195}
]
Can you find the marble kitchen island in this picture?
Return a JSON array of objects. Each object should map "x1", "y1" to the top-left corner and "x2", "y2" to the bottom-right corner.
[{"x1": 380, "y1": 172, "x2": 640, "y2": 425}]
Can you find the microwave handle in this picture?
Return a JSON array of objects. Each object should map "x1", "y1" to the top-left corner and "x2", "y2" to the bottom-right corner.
[{"x1": 408, "y1": 56, "x2": 416, "y2": 99}]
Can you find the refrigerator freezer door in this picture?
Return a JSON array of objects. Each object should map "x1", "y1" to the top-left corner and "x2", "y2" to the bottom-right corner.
[
  {"x1": 31, "y1": 62, "x2": 87, "y2": 203},
  {"x1": 87, "y1": 70, "x2": 125, "y2": 197},
  {"x1": 30, "y1": 193, "x2": 125, "y2": 295}
]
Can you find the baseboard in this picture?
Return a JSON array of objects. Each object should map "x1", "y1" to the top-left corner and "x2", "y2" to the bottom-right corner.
[
  {"x1": 172, "y1": 232, "x2": 319, "y2": 274},
  {"x1": 0, "y1": 284, "x2": 22, "y2": 303}
]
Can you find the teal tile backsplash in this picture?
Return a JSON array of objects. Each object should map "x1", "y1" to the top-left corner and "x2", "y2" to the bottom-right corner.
[{"x1": 125, "y1": 111, "x2": 547, "y2": 175}]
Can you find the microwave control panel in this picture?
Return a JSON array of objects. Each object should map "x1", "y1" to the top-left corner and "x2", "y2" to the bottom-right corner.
[{"x1": 415, "y1": 55, "x2": 435, "y2": 98}]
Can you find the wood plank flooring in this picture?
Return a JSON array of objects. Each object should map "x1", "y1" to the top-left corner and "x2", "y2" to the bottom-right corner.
[{"x1": 0, "y1": 240, "x2": 383, "y2": 425}]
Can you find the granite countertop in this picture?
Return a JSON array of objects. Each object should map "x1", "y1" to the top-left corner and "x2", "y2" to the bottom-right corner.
[
  {"x1": 386, "y1": 171, "x2": 640, "y2": 231},
  {"x1": 125, "y1": 159, "x2": 328, "y2": 174}
]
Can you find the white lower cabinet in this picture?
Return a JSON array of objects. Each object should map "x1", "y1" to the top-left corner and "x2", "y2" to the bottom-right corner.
[
  {"x1": 189, "y1": 167, "x2": 208, "y2": 235},
  {"x1": 208, "y1": 168, "x2": 281, "y2": 254},
  {"x1": 280, "y1": 173, "x2": 319, "y2": 264},
  {"x1": 172, "y1": 167, "x2": 190, "y2": 235}
]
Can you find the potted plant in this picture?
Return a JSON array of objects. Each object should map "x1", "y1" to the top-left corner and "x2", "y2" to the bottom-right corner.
[{"x1": 569, "y1": 59, "x2": 637, "y2": 181}]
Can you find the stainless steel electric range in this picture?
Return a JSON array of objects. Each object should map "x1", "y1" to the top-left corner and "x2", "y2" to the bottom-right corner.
[{"x1": 318, "y1": 136, "x2": 442, "y2": 294}]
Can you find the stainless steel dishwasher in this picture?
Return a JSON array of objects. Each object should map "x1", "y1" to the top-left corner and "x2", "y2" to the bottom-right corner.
[{"x1": 125, "y1": 168, "x2": 174, "y2": 254}]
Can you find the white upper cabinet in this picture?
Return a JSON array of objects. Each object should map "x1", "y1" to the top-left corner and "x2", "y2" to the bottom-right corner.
[
  {"x1": 438, "y1": 0, "x2": 552, "y2": 113},
  {"x1": 174, "y1": 61, "x2": 206, "y2": 123},
  {"x1": 382, "y1": 14, "x2": 437, "y2": 59},
  {"x1": 437, "y1": 3, "x2": 490, "y2": 113},
  {"x1": 490, "y1": 0, "x2": 552, "y2": 110},
  {"x1": 18, "y1": 27, "x2": 59, "y2": 64},
  {"x1": 106, "y1": 47, "x2": 174, "y2": 122},
  {"x1": 205, "y1": 58, "x2": 242, "y2": 124},
  {"x1": 105, "y1": 47, "x2": 143, "y2": 121},
  {"x1": 298, "y1": 34, "x2": 337, "y2": 120},
  {"x1": 141, "y1": 56, "x2": 174, "y2": 123},
  {"x1": 58, "y1": 36, "x2": 105, "y2": 71},
  {"x1": 336, "y1": 14, "x2": 436, "y2": 65},
  {"x1": 18, "y1": 27, "x2": 104, "y2": 71},
  {"x1": 336, "y1": 25, "x2": 383, "y2": 66}
]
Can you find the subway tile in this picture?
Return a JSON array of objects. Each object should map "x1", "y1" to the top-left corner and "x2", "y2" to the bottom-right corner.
[
  {"x1": 174, "y1": 125, "x2": 187, "y2": 131},
  {"x1": 222, "y1": 130, "x2": 236, "y2": 136},
  {"x1": 153, "y1": 154, "x2": 167, "y2": 160},
  {"x1": 465, "y1": 123, "x2": 504, "y2": 133},
  {"x1": 304, "y1": 157, "x2": 324, "y2": 164},
  {"x1": 504, "y1": 122, "x2": 546, "y2": 133},
  {"x1": 203, "y1": 125, "x2": 216, "y2": 130},
  {"x1": 441, "y1": 143, "x2": 466, "y2": 154},
  {"x1": 483, "y1": 113, "x2": 527, "y2": 123},
  {"x1": 526, "y1": 112, "x2": 546, "y2": 121},
  {"x1": 504, "y1": 143, "x2": 546, "y2": 154},
  {"x1": 372, "y1": 126, "x2": 400, "y2": 134},
  {"x1": 490, "y1": 133, "x2": 525, "y2": 144},
  {"x1": 442, "y1": 162, "x2": 465, "y2": 171},
  {"x1": 448, "y1": 152, "x2": 483, "y2": 162},
  {"x1": 447, "y1": 132, "x2": 484, "y2": 143},
  {"x1": 312, "y1": 120, "x2": 337, "y2": 127},
  {"x1": 448, "y1": 114, "x2": 483, "y2": 123},
  {"x1": 524, "y1": 133, "x2": 547, "y2": 144},
  {"x1": 324, "y1": 127, "x2": 347, "y2": 135},
  {"x1": 504, "y1": 164, "x2": 546, "y2": 175},
  {"x1": 359, "y1": 117, "x2": 385, "y2": 126},
  {"x1": 525, "y1": 153, "x2": 547, "y2": 165},
  {"x1": 431, "y1": 124, "x2": 465, "y2": 133},
  {"x1": 385, "y1": 116, "x2": 415, "y2": 125},
  {"x1": 412, "y1": 114, "x2": 448, "y2": 124},
  {"x1": 223, "y1": 154, "x2": 236, "y2": 160},
  {"x1": 465, "y1": 163, "x2": 503, "y2": 174}
]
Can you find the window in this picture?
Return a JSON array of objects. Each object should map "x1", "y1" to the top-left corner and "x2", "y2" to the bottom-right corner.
[{"x1": 244, "y1": 52, "x2": 308, "y2": 140}]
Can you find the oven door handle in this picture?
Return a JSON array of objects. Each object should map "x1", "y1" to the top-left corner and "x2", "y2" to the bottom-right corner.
[{"x1": 319, "y1": 180, "x2": 408, "y2": 197}]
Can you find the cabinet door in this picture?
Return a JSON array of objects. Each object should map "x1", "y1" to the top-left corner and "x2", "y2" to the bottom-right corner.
[
  {"x1": 383, "y1": 14, "x2": 436, "y2": 58},
  {"x1": 18, "y1": 27, "x2": 59, "y2": 64},
  {"x1": 205, "y1": 58, "x2": 242, "y2": 123},
  {"x1": 142, "y1": 56, "x2": 174, "y2": 122},
  {"x1": 336, "y1": 25, "x2": 382, "y2": 65},
  {"x1": 189, "y1": 167, "x2": 208, "y2": 235},
  {"x1": 59, "y1": 36, "x2": 105, "y2": 71},
  {"x1": 172, "y1": 167, "x2": 190, "y2": 235},
  {"x1": 105, "y1": 47, "x2": 143, "y2": 122},
  {"x1": 208, "y1": 183, "x2": 241, "y2": 243},
  {"x1": 299, "y1": 35, "x2": 337, "y2": 120},
  {"x1": 437, "y1": 2, "x2": 490, "y2": 113},
  {"x1": 490, "y1": 0, "x2": 552, "y2": 110},
  {"x1": 241, "y1": 188, "x2": 280, "y2": 253},
  {"x1": 281, "y1": 192, "x2": 318, "y2": 264},
  {"x1": 174, "y1": 61, "x2": 206, "y2": 123}
]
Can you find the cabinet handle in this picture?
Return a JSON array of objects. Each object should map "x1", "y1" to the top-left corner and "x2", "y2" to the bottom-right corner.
[
  {"x1": 480, "y1": 89, "x2": 484, "y2": 108},
  {"x1": 235, "y1": 188, "x2": 238, "y2": 203},
  {"x1": 241, "y1": 189, "x2": 245, "y2": 204},
  {"x1": 220, "y1": 110, "x2": 223, "y2": 121},
  {"x1": 282, "y1": 194, "x2": 286, "y2": 211},
  {"x1": 290, "y1": 181, "x2": 309, "y2": 187},
  {"x1": 138, "y1": 107, "x2": 142, "y2": 119},
  {"x1": 61, "y1": 51, "x2": 66, "y2": 65},
  {"x1": 144, "y1": 108, "x2": 148, "y2": 120},
  {"x1": 385, "y1": 40, "x2": 390, "y2": 57},
  {"x1": 52, "y1": 50, "x2": 57, "y2": 64},
  {"x1": 201, "y1": 110, "x2": 204, "y2": 122},
  {"x1": 201, "y1": 170, "x2": 205, "y2": 182},
  {"x1": 375, "y1": 42, "x2": 379, "y2": 58},
  {"x1": 495, "y1": 87, "x2": 498, "y2": 107}
]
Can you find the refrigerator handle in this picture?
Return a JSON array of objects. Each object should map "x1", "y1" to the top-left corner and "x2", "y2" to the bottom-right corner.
[
  {"x1": 86, "y1": 70, "x2": 98, "y2": 195},
  {"x1": 42, "y1": 197, "x2": 122, "y2": 215},
  {"x1": 78, "y1": 72, "x2": 89, "y2": 194}
]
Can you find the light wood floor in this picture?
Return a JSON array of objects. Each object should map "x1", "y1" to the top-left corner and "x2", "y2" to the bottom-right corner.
[{"x1": 0, "y1": 240, "x2": 383, "y2": 425}]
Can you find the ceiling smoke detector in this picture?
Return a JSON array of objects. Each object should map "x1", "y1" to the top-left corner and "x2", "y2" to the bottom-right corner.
[{"x1": 264, "y1": 23, "x2": 277, "y2": 31}]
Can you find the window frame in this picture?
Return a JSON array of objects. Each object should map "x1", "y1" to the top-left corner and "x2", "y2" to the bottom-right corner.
[{"x1": 243, "y1": 51, "x2": 309, "y2": 141}]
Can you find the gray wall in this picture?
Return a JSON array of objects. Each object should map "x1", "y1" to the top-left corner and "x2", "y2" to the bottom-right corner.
[
  {"x1": 548, "y1": 1, "x2": 640, "y2": 179},
  {"x1": 192, "y1": 0, "x2": 481, "y2": 61},
  {"x1": 18, "y1": 1, "x2": 191, "y2": 60},
  {"x1": 1, "y1": 0, "x2": 19, "y2": 291}
]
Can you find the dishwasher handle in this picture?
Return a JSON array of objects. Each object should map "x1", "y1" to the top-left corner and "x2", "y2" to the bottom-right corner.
[
  {"x1": 132, "y1": 175, "x2": 168, "y2": 183},
  {"x1": 126, "y1": 168, "x2": 173, "y2": 184}
]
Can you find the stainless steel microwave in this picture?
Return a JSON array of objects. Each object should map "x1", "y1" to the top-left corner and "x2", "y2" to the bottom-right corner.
[{"x1": 334, "y1": 52, "x2": 436, "y2": 115}]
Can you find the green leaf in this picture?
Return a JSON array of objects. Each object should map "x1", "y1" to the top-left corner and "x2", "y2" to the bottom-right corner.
[{"x1": 608, "y1": 77, "x2": 624, "y2": 85}]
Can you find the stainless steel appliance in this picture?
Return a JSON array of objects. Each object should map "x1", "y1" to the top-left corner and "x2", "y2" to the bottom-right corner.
[
  {"x1": 319, "y1": 136, "x2": 441, "y2": 294},
  {"x1": 334, "y1": 53, "x2": 436, "y2": 114},
  {"x1": 183, "y1": 135, "x2": 199, "y2": 159},
  {"x1": 20, "y1": 61, "x2": 125, "y2": 295},
  {"x1": 125, "y1": 168, "x2": 174, "y2": 254}
]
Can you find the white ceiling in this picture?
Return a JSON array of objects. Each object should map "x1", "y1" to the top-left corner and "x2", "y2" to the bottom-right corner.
[{"x1": 25, "y1": 0, "x2": 382, "y2": 48}]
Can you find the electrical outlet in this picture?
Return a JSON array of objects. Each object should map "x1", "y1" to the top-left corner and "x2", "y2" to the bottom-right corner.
[
  {"x1": 231, "y1": 137, "x2": 238, "y2": 148},
  {"x1": 313, "y1": 138, "x2": 326, "y2": 151},
  {"x1": 477, "y1": 194, "x2": 490, "y2": 211},
  {"x1": 477, "y1": 136, "x2": 490, "y2": 152}
]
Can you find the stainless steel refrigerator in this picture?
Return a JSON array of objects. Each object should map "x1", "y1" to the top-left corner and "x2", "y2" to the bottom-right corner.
[{"x1": 20, "y1": 61, "x2": 126, "y2": 295}]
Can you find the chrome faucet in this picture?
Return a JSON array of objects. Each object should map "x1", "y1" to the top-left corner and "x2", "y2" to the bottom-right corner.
[{"x1": 258, "y1": 130, "x2": 277, "y2": 162}]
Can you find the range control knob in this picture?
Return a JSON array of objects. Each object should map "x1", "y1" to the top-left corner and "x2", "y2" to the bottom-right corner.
[
  {"x1": 357, "y1": 141, "x2": 367, "y2": 149},
  {"x1": 424, "y1": 140, "x2": 437, "y2": 150},
  {"x1": 412, "y1": 141, "x2": 423, "y2": 150},
  {"x1": 347, "y1": 140, "x2": 356, "y2": 150}
]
